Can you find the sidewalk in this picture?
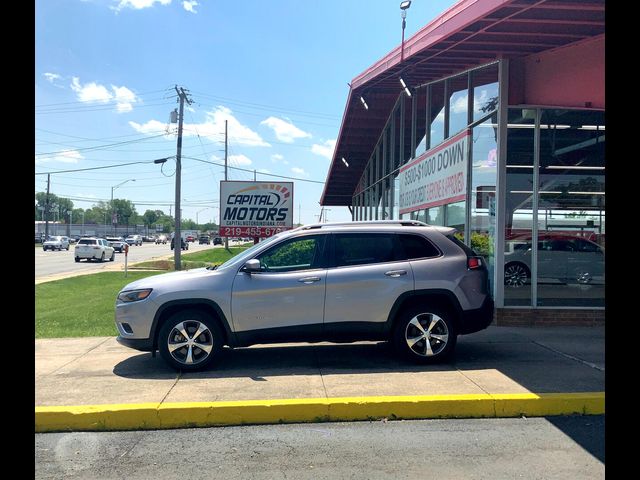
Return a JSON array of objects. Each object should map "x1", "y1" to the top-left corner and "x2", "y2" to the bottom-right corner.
[{"x1": 35, "y1": 325, "x2": 605, "y2": 432}]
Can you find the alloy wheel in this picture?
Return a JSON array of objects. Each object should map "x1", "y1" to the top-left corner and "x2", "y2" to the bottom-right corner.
[{"x1": 404, "y1": 313, "x2": 449, "y2": 357}]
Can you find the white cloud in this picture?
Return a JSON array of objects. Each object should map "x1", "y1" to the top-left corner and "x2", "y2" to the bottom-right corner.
[
  {"x1": 270, "y1": 153, "x2": 289, "y2": 165},
  {"x1": 182, "y1": 0, "x2": 198, "y2": 13},
  {"x1": 260, "y1": 117, "x2": 311, "y2": 143},
  {"x1": 113, "y1": 0, "x2": 171, "y2": 12},
  {"x1": 451, "y1": 94, "x2": 467, "y2": 114},
  {"x1": 128, "y1": 119, "x2": 175, "y2": 137},
  {"x1": 71, "y1": 77, "x2": 111, "y2": 103},
  {"x1": 291, "y1": 167, "x2": 309, "y2": 177},
  {"x1": 43, "y1": 72, "x2": 61, "y2": 83},
  {"x1": 229, "y1": 154, "x2": 252, "y2": 166},
  {"x1": 35, "y1": 149, "x2": 84, "y2": 164},
  {"x1": 178, "y1": 106, "x2": 270, "y2": 147},
  {"x1": 112, "y1": 85, "x2": 139, "y2": 112},
  {"x1": 70, "y1": 77, "x2": 140, "y2": 113},
  {"x1": 310, "y1": 139, "x2": 336, "y2": 160}
]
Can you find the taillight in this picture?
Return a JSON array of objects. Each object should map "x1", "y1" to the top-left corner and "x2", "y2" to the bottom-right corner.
[{"x1": 467, "y1": 257, "x2": 483, "y2": 269}]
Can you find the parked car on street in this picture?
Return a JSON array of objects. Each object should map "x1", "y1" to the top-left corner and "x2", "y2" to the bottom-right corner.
[
  {"x1": 125, "y1": 235, "x2": 143, "y2": 246},
  {"x1": 75, "y1": 237, "x2": 115, "y2": 262},
  {"x1": 115, "y1": 220, "x2": 494, "y2": 371},
  {"x1": 170, "y1": 237, "x2": 189, "y2": 250},
  {"x1": 106, "y1": 236, "x2": 127, "y2": 253},
  {"x1": 199, "y1": 235, "x2": 211, "y2": 245},
  {"x1": 43, "y1": 235, "x2": 70, "y2": 251},
  {"x1": 155, "y1": 234, "x2": 167, "y2": 244}
]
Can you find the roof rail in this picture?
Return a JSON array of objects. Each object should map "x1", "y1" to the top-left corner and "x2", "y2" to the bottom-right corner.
[{"x1": 300, "y1": 220, "x2": 430, "y2": 230}]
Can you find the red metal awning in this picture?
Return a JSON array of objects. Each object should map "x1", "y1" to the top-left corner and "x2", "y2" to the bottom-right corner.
[{"x1": 321, "y1": 0, "x2": 604, "y2": 206}]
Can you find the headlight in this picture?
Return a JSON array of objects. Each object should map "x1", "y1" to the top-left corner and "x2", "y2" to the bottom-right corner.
[{"x1": 117, "y1": 289, "x2": 153, "y2": 303}]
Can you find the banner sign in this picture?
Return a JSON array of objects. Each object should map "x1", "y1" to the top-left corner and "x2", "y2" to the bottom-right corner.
[
  {"x1": 219, "y1": 181, "x2": 294, "y2": 238},
  {"x1": 398, "y1": 130, "x2": 469, "y2": 215}
]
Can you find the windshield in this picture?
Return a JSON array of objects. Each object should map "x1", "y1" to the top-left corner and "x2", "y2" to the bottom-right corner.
[{"x1": 215, "y1": 233, "x2": 286, "y2": 271}]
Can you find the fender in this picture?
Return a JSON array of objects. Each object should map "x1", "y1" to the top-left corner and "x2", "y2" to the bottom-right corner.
[{"x1": 383, "y1": 289, "x2": 464, "y2": 333}]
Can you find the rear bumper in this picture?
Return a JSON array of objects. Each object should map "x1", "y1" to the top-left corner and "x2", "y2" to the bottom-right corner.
[{"x1": 459, "y1": 296, "x2": 494, "y2": 335}]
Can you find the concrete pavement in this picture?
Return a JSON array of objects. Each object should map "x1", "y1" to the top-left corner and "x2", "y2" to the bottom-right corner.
[{"x1": 35, "y1": 325, "x2": 604, "y2": 432}]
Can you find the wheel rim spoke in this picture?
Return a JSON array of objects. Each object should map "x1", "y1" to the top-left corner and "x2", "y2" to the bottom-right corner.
[
  {"x1": 430, "y1": 333, "x2": 448, "y2": 343},
  {"x1": 407, "y1": 334, "x2": 425, "y2": 349},
  {"x1": 427, "y1": 316, "x2": 439, "y2": 333},
  {"x1": 424, "y1": 337, "x2": 434, "y2": 356},
  {"x1": 193, "y1": 342, "x2": 213, "y2": 354},
  {"x1": 168, "y1": 341, "x2": 188, "y2": 353},
  {"x1": 185, "y1": 345, "x2": 194, "y2": 364},
  {"x1": 408, "y1": 317, "x2": 426, "y2": 334}
]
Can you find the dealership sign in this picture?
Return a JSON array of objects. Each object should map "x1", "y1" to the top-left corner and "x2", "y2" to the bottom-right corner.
[
  {"x1": 398, "y1": 130, "x2": 469, "y2": 215},
  {"x1": 219, "y1": 181, "x2": 294, "y2": 238}
]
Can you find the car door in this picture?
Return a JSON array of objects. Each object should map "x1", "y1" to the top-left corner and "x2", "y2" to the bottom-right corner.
[
  {"x1": 231, "y1": 234, "x2": 328, "y2": 336},
  {"x1": 323, "y1": 232, "x2": 414, "y2": 330}
]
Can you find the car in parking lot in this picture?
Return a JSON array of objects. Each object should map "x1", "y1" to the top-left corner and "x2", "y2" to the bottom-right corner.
[
  {"x1": 198, "y1": 235, "x2": 211, "y2": 245},
  {"x1": 75, "y1": 237, "x2": 115, "y2": 262},
  {"x1": 186, "y1": 234, "x2": 196, "y2": 243},
  {"x1": 106, "y1": 236, "x2": 127, "y2": 253},
  {"x1": 43, "y1": 235, "x2": 70, "y2": 251},
  {"x1": 115, "y1": 220, "x2": 493, "y2": 371},
  {"x1": 155, "y1": 234, "x2": 167, "y2": 244},
  {"x1": 125, "y1": 235, "x2": 142, "y2": 246}
]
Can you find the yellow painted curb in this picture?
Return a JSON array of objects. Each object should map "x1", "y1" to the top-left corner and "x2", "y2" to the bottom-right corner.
[{"x1": 35, "y1": 392, "x2": 605, "y2": 432}]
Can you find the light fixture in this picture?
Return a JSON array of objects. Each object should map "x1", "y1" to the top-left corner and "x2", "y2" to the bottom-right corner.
[
  {"x1": 360, "y1": 95, "x2": 369, "y2": 110},
  {"x1": 400, "y1": 1, "x2": 411, "y2": 62},
  {"x1": 341, "y1": 157, "x2": 350, "y2": 167},
  {"x1": 400, "y1": 1, "x2": 411, "y2": 10},
  {"x1": 399, "y1": 77, "x2": 412, "y2": 97},
  {"x1": 154, "y1": 158, "x2": 168, "y2": 164}
]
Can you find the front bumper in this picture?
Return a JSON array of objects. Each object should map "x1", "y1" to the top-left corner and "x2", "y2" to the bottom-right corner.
[{"x1": 116, "y1": 335, "x2": 154, "y2": 352}]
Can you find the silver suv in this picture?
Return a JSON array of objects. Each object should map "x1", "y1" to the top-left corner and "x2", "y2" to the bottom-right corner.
[{"x1": 115, "y1": 221, "x2": 494, "y2": 371}]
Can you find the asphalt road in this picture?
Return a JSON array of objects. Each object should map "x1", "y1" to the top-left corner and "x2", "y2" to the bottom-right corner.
[
  {"x1": 35, "y1": 416, "x2": 604, "y2": 480},
  {"x1": 35, "y1": 240, "x2": 244, "y2": 281}
]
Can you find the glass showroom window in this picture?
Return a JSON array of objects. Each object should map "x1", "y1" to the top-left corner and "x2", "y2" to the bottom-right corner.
[
  {"x1": 429, "y1": 82, "x2": 445, "y2": 148},
  {"x1": 503, "y1": 109, "x2": 535, "y2": 306},
  {"x1": 447, "y1": 74, "x2": 468, "y2": 137},
  {"x1": 472, "y1": 63, "x2": 499, "y2": 123},
  {"x1": 536, "y1": 109, "x2": 604, "y2": 307}
]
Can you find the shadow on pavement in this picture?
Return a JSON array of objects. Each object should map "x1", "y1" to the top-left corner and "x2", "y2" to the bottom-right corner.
[
  {"x1": 547, "y1": 415, "x2": 605, "y2": 464},
  {"x1": 113, "y1": 336, "x2": 604, "y2": 394}
]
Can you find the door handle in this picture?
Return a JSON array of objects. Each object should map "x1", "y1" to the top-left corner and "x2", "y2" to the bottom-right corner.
[
  {"x1": 298, "y1": 276, "x2": 321, "y2": 284},
  {"x1": 385, "y1": 270, "x2": 407, "y2": 277}
]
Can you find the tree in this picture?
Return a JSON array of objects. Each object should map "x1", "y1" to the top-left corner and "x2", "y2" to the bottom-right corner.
[{"x1": 110, "y1": 199, "x2": 137, "y2": 226}]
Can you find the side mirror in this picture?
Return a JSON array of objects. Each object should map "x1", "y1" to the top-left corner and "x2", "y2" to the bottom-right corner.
[{"x1": 242, "y1": 259, "x2": 261, "y2": 273}]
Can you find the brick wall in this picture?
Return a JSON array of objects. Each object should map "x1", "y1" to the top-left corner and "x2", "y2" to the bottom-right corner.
[{"x1": 495, "y1": 308, "x2": 604, "y2": 326}]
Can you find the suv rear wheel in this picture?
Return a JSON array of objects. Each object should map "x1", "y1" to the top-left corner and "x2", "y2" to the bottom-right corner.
[
  {"x1": 393, "y1": 305, "x2": 457, "y2": 363},
  {"x1": 158, "y1": 309, "x2": 224, "y2": 371}
]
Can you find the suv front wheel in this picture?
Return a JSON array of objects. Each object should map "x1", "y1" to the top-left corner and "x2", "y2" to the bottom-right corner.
[
  {"x1": 393, "y1": 306, "x2": 457, "y2": 363},
  {"x1": 158, "y1": 309, "x2": 224, "y2": 371}
]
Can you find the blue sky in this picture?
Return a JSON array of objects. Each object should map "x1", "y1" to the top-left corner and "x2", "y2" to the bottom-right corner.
[{"x1": 35, "y1": 0, "x2": 458, "y2": 225}]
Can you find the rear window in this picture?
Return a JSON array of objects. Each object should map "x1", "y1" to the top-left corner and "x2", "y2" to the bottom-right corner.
[
  {"x1": 446, "y1": 233, "x2": 477, "y2": 257},
  {"x1": 333, "y1": 233, "x2": 401, "y2": 267},
  {"x1": 78, "y1": 239, "x2": 97, "y2": 245},
  {"x1": 398, "y1": 234, "x2": 441, "y2": 259}
]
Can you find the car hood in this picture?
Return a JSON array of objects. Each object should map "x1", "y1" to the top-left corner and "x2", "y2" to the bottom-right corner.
[
  {"x1": 120, "y1": 267, "x2": 218, "y2": 291},
  {"x1": 43, "y1": 240, "x2": 61, "y2": 244}
]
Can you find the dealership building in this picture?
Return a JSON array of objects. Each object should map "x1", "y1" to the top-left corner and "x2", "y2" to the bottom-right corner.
[{"x1": 321, "y1": 0, "x2": 604, "y2": 325}]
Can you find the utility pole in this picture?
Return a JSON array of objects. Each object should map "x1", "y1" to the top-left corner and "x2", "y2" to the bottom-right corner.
[
  {"x1": 174, "y1": 86, "x2": 192, "y2": 271},
  {"x1": 224, "y1": 119, "x2": 229, "y2": 250},
  {"x1": 44, "y1": 174, "x2": 50, "y2": 239},
  {"x1": 254, "y1": 169, "x2": 256, "y2": 181}
]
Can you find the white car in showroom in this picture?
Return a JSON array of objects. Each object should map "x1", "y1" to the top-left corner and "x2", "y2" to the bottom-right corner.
[
  {"x1": 42, "y1": 235, "x2": 70, "y2": 251},
  {"x1": 74, "y1": 237, "x2": 115, "y2": 262}
]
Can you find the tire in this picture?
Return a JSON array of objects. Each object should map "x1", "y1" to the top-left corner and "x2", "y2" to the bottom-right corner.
[
  {"x1": 158, "y1": 309, "x2": 224, "y2": 372},
  {"x1": 75, "y1": 257, "x2": 80, "y2": 263},
  {"x1": 100, "y1": 252, "x2": 105, "y2": 262},
  {"x1": 504, "y1": 262, "x2": 530, "y2": 288},
  {"x1": 392, "y1": 305, "x2": 457, "y2": 364},
  {"x1": 66, "y1": 245, "x2": 70, "y2": 251},
  {"x1": 110, "y1": 251, "x2": 115, "y2": 262}
]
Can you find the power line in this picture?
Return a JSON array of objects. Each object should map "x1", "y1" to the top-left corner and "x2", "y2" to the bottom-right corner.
[
  {"x1": 35, "y1": 158, "x2": 172, "y2": 175},
  {"x1": 34, "y1": 134, "x2": 170, "y2": 157}
]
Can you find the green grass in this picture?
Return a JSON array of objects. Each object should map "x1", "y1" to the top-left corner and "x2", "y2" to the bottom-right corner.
[
  {"x1": 132, "y1": 246, "x2": 252, "y2": 271},
  {"x1": 36, "y1": 271, "x2": 163, "y2": 338}
]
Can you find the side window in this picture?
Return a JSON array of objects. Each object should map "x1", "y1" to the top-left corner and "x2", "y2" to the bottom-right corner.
[
  {"x1": 398, "y1": 234, "x2": 440, "y2": 260},
  {"x1": 334, "y1": 233, "x2": 400, "y2": 267},
  {"x1": 257, "y1": 235, "x2": 325, "y2": 272}
]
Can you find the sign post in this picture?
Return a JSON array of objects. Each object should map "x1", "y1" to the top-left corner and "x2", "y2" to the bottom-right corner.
[{"x1": 124, "y1": 243, "x2": 129, "y2": 277}]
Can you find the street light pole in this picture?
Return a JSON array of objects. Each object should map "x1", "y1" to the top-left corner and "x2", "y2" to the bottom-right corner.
[
  {"x1": 111, "y1": 179, "x2": 135, "y2": 235},
  {"x1": 400, "y1": 1, "x2": 411, "y2": 63}
]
